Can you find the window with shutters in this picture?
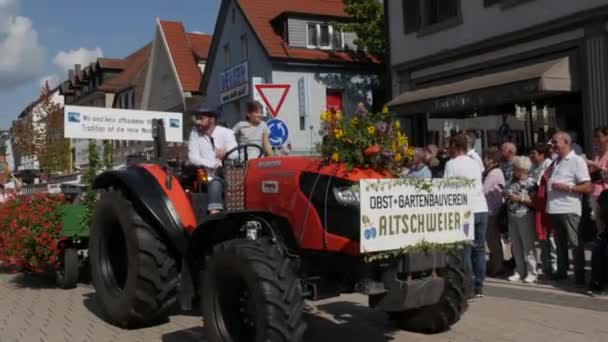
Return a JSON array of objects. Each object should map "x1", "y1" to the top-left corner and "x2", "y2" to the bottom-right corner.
[{"x1": 403, "y1": 0, "x2": 461, "y2": 35}]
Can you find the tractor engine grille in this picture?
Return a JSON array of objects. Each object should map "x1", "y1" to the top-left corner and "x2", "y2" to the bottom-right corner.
[
  {"x1": 225, "y1": 167, "x2": 246, "y2": 211},
  {"x1": 299, "y1": 172, "x2": 360, "y2": 241}
]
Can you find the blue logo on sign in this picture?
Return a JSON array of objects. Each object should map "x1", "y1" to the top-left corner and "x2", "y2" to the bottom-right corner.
[
  {"x1": 68, "y1": 112, "x2": 80, "y2": 123},
  {"x1": 363, "y1": 227, "x2": 378, "y2": 240},
  {"x1": 267, "y1": 118, "x2": 289, "y2": 147},
  {"x1": 169, "y1": 119, "x2": 180, "y2": 128}
]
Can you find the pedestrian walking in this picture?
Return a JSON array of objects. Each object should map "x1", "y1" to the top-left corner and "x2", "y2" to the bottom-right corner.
[
  {"x1": 444, "y1": 134, "x2": 489, "y2": 298},
  {"x1": 546, "y1": 131, "x2": 592, "y2": 283},
  {"x1": 504, "y1": 156, "x2": 539, "y2": 283}
]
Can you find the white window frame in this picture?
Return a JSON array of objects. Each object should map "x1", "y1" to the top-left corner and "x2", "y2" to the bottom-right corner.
[{"x1": 306, "y1": 22, "x2": 344, "y2": 50}]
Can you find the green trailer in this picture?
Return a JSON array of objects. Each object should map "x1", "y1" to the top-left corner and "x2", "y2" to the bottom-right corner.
[{"x1": 55, "y1": 183, "x2": 89, "y2": 289}]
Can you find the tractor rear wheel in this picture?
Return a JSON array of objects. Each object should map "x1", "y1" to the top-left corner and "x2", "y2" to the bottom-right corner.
[
  {"x1": 201, "y1": 238, "x2": 306, "y2": 342},
  {"x1": 89, "y1": 190, "x2": 179, "y2": 328},
  {"x1": 56, "y1": 247, "x2": 79, "y2": 289},
  {"x1": 390, "y1": 249, "x2": 468, "y2": 334}
]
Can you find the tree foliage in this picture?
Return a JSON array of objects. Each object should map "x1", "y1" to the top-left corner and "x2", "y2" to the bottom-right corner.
[
  {"x1": 12, "y1": 82, "x2": 70, "y2": 174},
  {"x1": 337, "y1": 0, "x2": 385, "y2": 57},
  {"x1": 81, "y1": 140, "x2": 101, "y2": 229},
  {"x1": 102, "y1": 140, "x2": 113, "y2": 170}
]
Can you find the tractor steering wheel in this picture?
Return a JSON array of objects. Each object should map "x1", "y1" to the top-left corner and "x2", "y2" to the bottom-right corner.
[{"x1": 222, "y1": 144, "x2": 264, "y2": 167}]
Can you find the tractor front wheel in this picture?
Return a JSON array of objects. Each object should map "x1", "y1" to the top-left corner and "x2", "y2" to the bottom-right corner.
[
  {"x1": 89, "y1": 191, "x2": 179, "y2": 328},
  {"x1": 389, "y1": 249, "x2": 468, "y2": 334},
  {"x1": 201, "y1": 238, "x2": 306, "y2": 342}
]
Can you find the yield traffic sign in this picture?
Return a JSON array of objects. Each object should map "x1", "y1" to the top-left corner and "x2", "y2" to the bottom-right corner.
[{"x1": 255, "y1": 84, "x2": 290, "y2": 118}]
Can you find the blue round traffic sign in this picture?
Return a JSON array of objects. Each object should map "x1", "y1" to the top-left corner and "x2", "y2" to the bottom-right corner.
[{"x1": 267, "y1": 118, "x2": 289, "y2": 147}]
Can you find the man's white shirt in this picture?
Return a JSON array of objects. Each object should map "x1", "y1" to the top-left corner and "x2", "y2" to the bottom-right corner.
[
  {"x1": 467, "y1": 149, "x2": 485, "y2": 172},
  {"x1": 188, "y1": 126, "x2": 238, "y2": 178},
  {"x1": 444, "y1": 155, "x2": 489, "y2": 214},
  {"x1": 546, "y1": 150, "x2": 591, "y2": 216}
]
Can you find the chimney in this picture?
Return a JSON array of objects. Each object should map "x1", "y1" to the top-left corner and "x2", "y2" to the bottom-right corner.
[
  {"x1": 68, "y1": 69, "x2": 74, "y2": 80},
  {"x1": 75, "y1": 64, "x2": 81, "y2": 75}
]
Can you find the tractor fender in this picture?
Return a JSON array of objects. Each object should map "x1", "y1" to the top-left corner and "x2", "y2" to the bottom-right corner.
[
  {"x1": 189, "y1": 211, "x2": 299, "y2": 255},
  {"x1": 93, "y1": 166, "x2": 189, "y2": 256}
]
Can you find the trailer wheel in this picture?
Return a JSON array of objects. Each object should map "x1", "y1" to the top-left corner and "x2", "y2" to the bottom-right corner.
[
  {"x1": 56, "y1": 247, "x2": 79, "y2": 289},
  {"x1": 390, "y1": 249, "x2": 468, "y2": 334},
  {"x1": 201, "y1": 238, "x2": 306, "y2": 342},
  {"x1": 89, "y1": 190, "x2": 179, "y2": 328}
]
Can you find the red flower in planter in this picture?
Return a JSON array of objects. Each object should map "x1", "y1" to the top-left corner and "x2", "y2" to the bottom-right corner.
[
  {"x1": 0, "y1": 193, "x2": 64, "y2": 272},
  {"x1": 364, "y1": 145, "x2": 381, "y2": 156}
]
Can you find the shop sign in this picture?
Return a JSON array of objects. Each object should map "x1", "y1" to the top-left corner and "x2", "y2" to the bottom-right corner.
[{"x1": 220, "y1": 61, "x2": 249, "y2": 104}]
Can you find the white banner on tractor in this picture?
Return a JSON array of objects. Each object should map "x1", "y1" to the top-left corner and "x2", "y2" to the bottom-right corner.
[
  {"x1": 64, "y1": 105, "x2": 183, "y2": 142},
  {"x1": 359, "y1": 179, "x2": 475, "y2": 253}
]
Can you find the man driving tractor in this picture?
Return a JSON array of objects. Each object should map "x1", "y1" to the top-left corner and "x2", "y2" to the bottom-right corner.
[{"x1": 187, "y1": 105, "x2": 237, "y2": 214}]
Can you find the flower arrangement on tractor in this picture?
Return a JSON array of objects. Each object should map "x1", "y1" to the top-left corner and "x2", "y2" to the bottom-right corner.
[{"x1": 317, "y1": 104, "x2": 413, "y2": 175}]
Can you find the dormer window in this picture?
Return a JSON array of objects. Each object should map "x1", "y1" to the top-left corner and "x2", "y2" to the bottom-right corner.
[{"x1": 306, "y1": 22, "x2": 343, "y2": 50}]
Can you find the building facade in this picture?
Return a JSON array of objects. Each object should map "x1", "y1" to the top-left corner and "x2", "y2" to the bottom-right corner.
[
  {"x1": 204, "y1": 0, "x2": 382, "y2": 154},
  {"x1": 60, "y1": 20, "x2": 210, "y2": 167},
  {"x1": 386, "y1": 0, "x2": 608, "y2": 153}
]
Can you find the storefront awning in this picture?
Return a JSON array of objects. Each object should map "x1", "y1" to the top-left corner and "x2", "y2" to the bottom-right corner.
[{"x1": 388, "y1": 57, "x2": 577, "y2": 115}]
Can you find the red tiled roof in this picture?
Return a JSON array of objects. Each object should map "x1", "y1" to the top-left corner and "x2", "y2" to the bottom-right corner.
[
  {"x1": 98, "y1": 43, "x2": 151, "y2": 93},
  {"x1": 159, "y1": 20, "x2": 202, "y2": 92},
  {"x1": 98, "y1": 58, "x2": 127, "y2": 69},
  {"x1": 237, "y1": 0, "x2": 379, "y2": 64},
  {"x1": 187, "y1": 33, "x2": 212, "y2": 60}
]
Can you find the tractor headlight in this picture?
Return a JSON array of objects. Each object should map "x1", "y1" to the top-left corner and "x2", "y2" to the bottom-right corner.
[{"x1": 333, "y1": 185, "x2": 360, "y2": 207}]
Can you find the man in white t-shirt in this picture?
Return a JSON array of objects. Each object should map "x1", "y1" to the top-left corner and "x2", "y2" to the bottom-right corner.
[
  {"x1": 546, "y1": 131, "x2": 592, "y2": 283},
  {"x1": 444, "y1": 134, "x2": 489, "y2": 298}
]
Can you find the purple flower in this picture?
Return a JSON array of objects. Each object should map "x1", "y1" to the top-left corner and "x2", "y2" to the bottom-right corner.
[
  {"x1": 382, "y1": 149, "x2": 393, "y2": 158},
  {"x1": 376, "y1": 122, "x2": 389, "y2": 134}
]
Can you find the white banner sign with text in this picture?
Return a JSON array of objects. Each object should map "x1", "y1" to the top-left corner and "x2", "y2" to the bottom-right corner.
[
  {"x1": 64, "y1": 106, "x2": 183, "y2": 142},
  {"x1": 360, "y1": 179, "x2": 475, "y2": 253}
]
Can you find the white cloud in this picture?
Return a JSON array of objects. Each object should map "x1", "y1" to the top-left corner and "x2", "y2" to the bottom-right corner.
[
  {"x1": 0, "y1": 0, "x2": 47, "y2": 89},
  {"x1": 53, "y1": 47, "x2": 103, "y2": 72},
  {"x1": 39, "y1": 74, "x2": 59, "y2": 88}
]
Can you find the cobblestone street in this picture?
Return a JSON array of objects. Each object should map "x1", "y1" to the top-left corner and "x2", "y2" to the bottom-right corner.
[{"x1": 2, "y1": 271, "x2": 608, "y2": 342}]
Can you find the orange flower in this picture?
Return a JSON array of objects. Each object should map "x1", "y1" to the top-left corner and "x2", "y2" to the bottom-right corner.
[{"x1": 364, "y1": 145, "x2": 381, "y2": 156}]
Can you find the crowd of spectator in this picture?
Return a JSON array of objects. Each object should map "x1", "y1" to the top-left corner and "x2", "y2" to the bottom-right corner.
[{"x1": 401, "y1": 129, "x2": 608, "y2": 298}]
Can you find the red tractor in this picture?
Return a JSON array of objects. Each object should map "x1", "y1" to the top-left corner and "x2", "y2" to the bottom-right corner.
[{"x1": 88, "y1": 120, "x2": 469, "y2": 341}]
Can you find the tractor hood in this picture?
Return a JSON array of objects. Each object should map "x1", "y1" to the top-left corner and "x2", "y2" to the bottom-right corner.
[{"x1": 249, "y1": 156, "x2": 393, "y2": 182}]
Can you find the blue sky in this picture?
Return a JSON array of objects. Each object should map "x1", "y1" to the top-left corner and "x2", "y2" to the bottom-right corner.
[{"x1": 0, "y1": 0, "x2": 221, "y2": 129}]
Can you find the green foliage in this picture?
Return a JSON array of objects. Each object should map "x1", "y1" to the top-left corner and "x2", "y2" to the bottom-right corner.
[
  {"x1": 335, "y1": 0, "x2": 385, "y2": 57},
  {"x1": 363, "y1": 240, "x2": 472, "y2": 263},
  {"x1": 317, "y1": 105, "x2": 412, "y2": 176},
  {"x1": 81, "y1": 140, "x2": 101, "y2": 229},
  {"x1": 103, "y1": 140, "x2": 113, "y2": 170}
]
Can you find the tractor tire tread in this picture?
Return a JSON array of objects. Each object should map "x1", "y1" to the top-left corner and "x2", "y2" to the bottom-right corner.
[{"x1": 202, "y1": 238, "x2": 306, "y2": 342}]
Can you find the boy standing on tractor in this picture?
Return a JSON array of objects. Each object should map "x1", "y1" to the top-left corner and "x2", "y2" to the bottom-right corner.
[{"x1": 187, "y1": 105, "x2": 237, "y2": 214}]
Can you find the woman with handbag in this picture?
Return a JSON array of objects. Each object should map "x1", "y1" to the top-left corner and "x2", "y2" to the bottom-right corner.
[{"x1": 531, "y1": 143, "x2": 558, "y2": 278}]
